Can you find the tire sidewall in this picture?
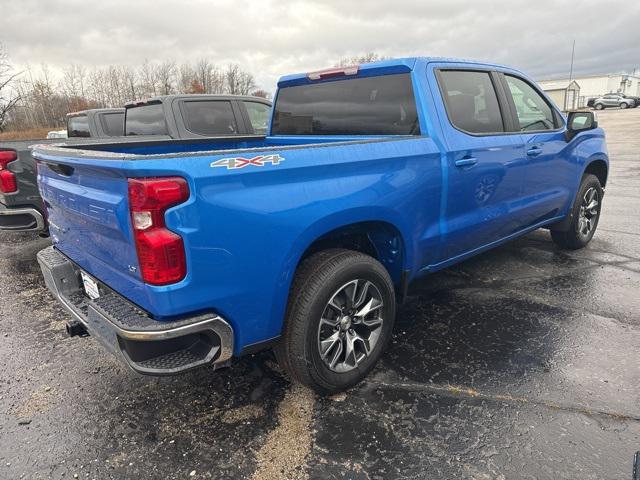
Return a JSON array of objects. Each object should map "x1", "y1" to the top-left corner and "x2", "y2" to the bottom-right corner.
[
  {"x1": 570, "y1": 175, "x2": 603, "y2": 246},
  {"x1": 302, "y1": 259, "x2": 395, "y2": 391},
  {"x1": 621, "y1": 102, "x2": 628, "y2": 109}
]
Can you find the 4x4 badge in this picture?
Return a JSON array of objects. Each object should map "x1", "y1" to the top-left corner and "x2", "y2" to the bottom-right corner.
[{"x1": 210, "y1": 154, "x2": 284, "y2": 170}]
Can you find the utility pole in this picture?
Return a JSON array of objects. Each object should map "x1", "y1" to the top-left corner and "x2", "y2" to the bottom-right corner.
[{"x1": 569, "y1": 39, "x2": 575, "y2": 81}]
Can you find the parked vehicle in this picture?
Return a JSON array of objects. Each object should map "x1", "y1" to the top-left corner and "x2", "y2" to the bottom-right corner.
[
  {"x1": 46, "y1": 130, "x2": 68, "y2": 139},
  {"x1": 592, "y1": 93, "x2": 636, "y2": 109},
  {"x1": 124, "y1": 94, "x2": 272, "y2": 136},
  {"x1": 34, "y1": 57, "x2": 608, "y2": 394},
  {"x1": 67, "y1": 108, "x2": 125, "y2": 138},
  {"x1": 620, "y1": 93, "x2": 640, "y2": 108},
  {"x1": 0, "y1": 96, "x2": 271, "y2": 233},
  {"x1": 0, "y1": 108, "x2": 123, "y2": 233}
]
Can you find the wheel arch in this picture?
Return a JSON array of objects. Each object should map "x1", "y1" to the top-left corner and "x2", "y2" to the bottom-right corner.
[
  {"x1": 298, "y1": 220, "x2": 408, "y2": 286},
  {"x1": 278, "y1": 209, "x2": 412, "y2": 309},
  {"x1": 583, "y1": 158, "x2": 608, "y2": 188}
]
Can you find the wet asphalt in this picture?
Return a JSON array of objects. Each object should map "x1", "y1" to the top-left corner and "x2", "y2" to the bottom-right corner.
[{"x1": 1, "y1": 108, "x2": 639, "y2": 480}]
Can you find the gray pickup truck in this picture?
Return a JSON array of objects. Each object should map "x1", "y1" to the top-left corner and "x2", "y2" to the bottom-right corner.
[
  {"x1": 0, "y1": 95, "x2": 271, "y2": 233},
  {"x1": 0, "y1": 108, "x2": 125, "y2": 232},
  {"x1": 67, "y1": 108, "x2": 125, "y2": 137}
]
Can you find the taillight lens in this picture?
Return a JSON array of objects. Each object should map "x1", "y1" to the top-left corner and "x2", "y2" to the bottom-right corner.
[
  {"x1": 0, "y1": 150, "x2": 18, "y2": 193},
  {"x1": 127, "y1": 177, "x2": 189, "y2": 285}
]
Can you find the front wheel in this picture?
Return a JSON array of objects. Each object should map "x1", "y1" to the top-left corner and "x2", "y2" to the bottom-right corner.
[
  {"x1": 275, "y1": 249, "x2": 396, "y2": 394},
  {"x1": 594, "y1": 103, "x2": 604, "y2": 110},
  {"x1": 620, "y1": 102, "x2": 629, "y2": 109},
  {"x1": 551, "y1": 174, "x2": 603, "y2": 249}
]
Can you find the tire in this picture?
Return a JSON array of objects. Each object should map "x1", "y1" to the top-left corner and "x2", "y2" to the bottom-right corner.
[
  {"x1": 551, "y1": 174, "x2": 603, "y2": 250},
  {"x1": 594, "y1": 103, "x2": 604, "y2": 110},
  {"x1": 275, "y1": 249, "x2": 396, "y2": 394},
  {"x1": 620, "y1": 102, "x2": 629, "y2": 109}
]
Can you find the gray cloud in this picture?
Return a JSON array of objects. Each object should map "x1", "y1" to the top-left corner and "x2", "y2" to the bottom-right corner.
[{"x1": 1, "y1": 0, "x2": 639, "y2": 91}]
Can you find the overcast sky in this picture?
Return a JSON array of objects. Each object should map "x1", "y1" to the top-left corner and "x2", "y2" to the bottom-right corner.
[{"x1": 2, "y1": 0, "x2": 639, "y2": 92}]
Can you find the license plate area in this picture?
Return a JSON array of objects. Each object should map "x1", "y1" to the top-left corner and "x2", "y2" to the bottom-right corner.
[{"x1": 80, "y1": 271, "x2": 100, "y2": 300}]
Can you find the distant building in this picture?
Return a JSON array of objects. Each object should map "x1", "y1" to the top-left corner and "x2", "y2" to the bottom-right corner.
[
  {"x1": 538, "y1": 72, "x2": 640, "y2": 107},
  {"x1": 537, "y1": 80, "x2": 581, "y2": 111}
]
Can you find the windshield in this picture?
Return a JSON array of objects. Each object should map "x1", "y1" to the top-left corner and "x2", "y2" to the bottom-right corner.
[{"x1": 272, "y1": 73, "x2": 419, "y2": 135}]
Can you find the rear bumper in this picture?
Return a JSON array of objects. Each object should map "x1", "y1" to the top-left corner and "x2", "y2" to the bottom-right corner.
[
  {"x1": 0, "y1": 203, "x2": 45, "y2": 232},
  {"x1": 37, "y1": 245, "x2": 234, "y2": 375}
]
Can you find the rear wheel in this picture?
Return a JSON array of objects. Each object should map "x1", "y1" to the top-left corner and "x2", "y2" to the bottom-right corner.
[
  {"x1": 551, "y1": 174, "x2": 603, "y2": 249},
  {"x1": 275, "y1": 249, "x2": 396, "y2": 394}
]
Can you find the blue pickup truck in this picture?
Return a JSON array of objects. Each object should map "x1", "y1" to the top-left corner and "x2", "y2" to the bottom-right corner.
[{"x1": 33, "y1": 57, "x2": 608, "y2": 393}]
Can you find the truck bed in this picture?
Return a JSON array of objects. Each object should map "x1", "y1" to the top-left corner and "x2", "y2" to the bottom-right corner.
[
  {"x1": 34, "y1": 134, "x2": 403, "y2": 159},
  {"x1": 33, "y1": 133, "x2": 434, "y2": 352}
]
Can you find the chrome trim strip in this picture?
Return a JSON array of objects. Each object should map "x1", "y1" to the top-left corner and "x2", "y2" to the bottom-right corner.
[
  {"x1": 93, "y1": 309, "x2": 234, "y2": 363},
  {"x1": 37, "y1": 248, "x2": 234, "y2": 365},
  {"x1": 0, "y1": 207, "x2": 45, "y2": 231}
]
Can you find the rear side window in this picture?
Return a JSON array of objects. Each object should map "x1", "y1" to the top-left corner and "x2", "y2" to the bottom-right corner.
[
  {"x1": 504, "y1": 75, "x2": 556, "y2": 131},
  {"x1": 125, "y1": 103, "x2": 168, "y2": 136},
  {"x1": 181, "y1": 101, "x2": 237, "y2": 136},
  {"x1": 101, "y1": 112, "x2": 124, "y2": 137},
  {"x1": 244, "y1": 101, "x2": 270, "y2": 135},
  {"x1": 272, "y1": 73, "x2": 419, "y2": 135},
  {"x1": 438, "y1": 70, "x2": 504, "y2": 134},
  {"x1": 67, "y1": 116, "x2": 90, "y2": 137}
]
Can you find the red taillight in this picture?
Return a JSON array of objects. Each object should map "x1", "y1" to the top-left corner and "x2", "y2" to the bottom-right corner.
[
  {"x1": 127, "y1": 177, "x2": 189, "y2": 285},
  {"x1": 0, "y1": 150, "x2": 18, "y2": 193},
  {"x1": 307, "y1": 65, "x2": 359, "y2": 81}
]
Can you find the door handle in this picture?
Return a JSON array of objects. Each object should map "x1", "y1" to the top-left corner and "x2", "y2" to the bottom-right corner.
[
  {"x1": 455, "y1": 157, "x2": 478, "y2": 167},
  {"x1": 526, "y1": 146, "x2": 542, "y2": 157}
]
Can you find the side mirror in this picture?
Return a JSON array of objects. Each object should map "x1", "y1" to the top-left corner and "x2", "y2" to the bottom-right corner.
[{"x1": 565, "y1": 111, "x2": 598, "y2": 141}]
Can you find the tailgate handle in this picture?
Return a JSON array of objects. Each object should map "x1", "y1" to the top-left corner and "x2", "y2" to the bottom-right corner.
[{"x1": 46, "y1": 162, "x2": 74, "y2": 177}]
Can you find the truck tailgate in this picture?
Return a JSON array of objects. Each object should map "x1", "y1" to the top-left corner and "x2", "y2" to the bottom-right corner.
[{"x1": 37, "y1": 160, "x2": 139, "y2": 293}]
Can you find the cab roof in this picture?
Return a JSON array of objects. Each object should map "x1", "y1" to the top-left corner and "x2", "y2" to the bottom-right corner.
[
  {"x1": 277, "y1": 56, "x2": 523, "y2": 88},
  {"x1": 66, "y1": 107, "x2": 124, "y2": 118},
  {"x1": 124, "y1": 94, "x2": 271, "y2": 109}
]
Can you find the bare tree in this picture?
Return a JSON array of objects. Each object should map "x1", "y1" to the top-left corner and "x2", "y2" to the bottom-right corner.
[
  {"x1": 120, "y1": 66, "x2": 138, "y2": 103},
  {"x1": 0, "y1": 44, "x2": 22, "y2": 131},
  {"x1": 156, "y1": 61, "x2": 176, "y2": 95},
  {"x1": 237, "y1": 71, "x2": 256, "y2": 95},
  {"x1": 178, "y1": 63, "x2": 196, "y2": 93},
  {"x1": 251, "y1": 89, "x2": 270, "y2": 99},
  {"x1": 61, "y1": 64, "x2": 86, "y2": 99},
  {"x1": 225, "y1": 64, "x2": 256, "y2": 95},
  {"x1": 335, "y1": 52, "x2": 387, "y2": 67},
  {"x1": 2, "y1": 56, "x2": 267, "y2": 131},
  {"x1": 139, "y1": 60, "x2": 160, "y2": 98}
]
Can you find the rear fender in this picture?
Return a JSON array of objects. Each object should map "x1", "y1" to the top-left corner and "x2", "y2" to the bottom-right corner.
[{"x1": 270, "y1": 207, "x2": 411, "y2": 335}]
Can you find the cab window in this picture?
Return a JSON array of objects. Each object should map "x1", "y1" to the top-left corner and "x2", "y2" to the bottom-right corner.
[
  {"x1": 505, "y1": 75, "x2": 556, "y2": 131},
  {"x1": 181, "y1": 100, "x2": 238, "y2": 136},
  {"x1": 244, "y1": 101, "x2": 270, "y2": 135},
  {"x1": 67, "y1": 115, "x2": 90, "y2": 137},
  {"x1": 438, "y1": 70, "x2": 504, "y2": 134}
]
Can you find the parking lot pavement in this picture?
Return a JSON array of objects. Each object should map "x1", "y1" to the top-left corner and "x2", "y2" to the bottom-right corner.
[{"x1": 1, "y1": 108, "x2": 639, "y2": 480}]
